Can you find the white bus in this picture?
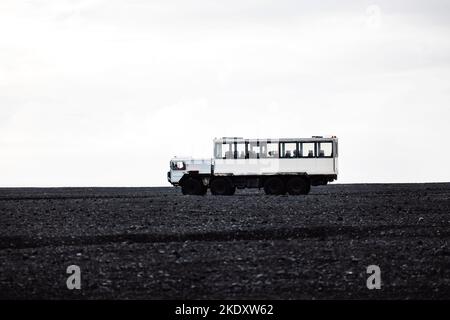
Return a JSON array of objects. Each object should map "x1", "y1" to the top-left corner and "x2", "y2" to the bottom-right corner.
[{"x1": 167, "y1": 136, "x2": 338, "y2": 195}]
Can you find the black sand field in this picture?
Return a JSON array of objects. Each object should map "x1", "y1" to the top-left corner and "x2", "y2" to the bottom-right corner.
[{"x1": 0, "y1": 183, "x2": 449, "y2": 299}]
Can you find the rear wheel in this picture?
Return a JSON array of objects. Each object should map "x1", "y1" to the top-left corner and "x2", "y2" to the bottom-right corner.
[
  {"x1": 181, "y1": 178, "x2": 204, "y2": 195},
  {"x1": 286, "y1": 176, "x2": 311, "y2": 195},
  {"x1": 211, "y1": 178, "x2": 234, "y2": 195},
  {"x1": 264, "y1": 177, "x2": 286, "y2": 195},
  {"x1": 198, "y1": 185, "x2": 208, "y2": 195}
]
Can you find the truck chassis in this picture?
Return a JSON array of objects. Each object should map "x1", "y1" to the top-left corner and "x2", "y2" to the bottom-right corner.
[{"x1": 174, "y1": 173, "x2": 337, "y2": 196}]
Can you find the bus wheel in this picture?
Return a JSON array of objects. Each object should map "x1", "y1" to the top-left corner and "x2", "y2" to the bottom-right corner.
[
  {"x1": 181, "y1": 178, "x2": 203, "y2": 195},
  {"x1": 198, "y1": 185, "x2": 208, "y2": 195},
  {"x1": 211, "y1": 178, "x2": 233, "y2": 195},
  {"x1": 287, "y1": 176, "x2": 310, "y2": 195},
  {"x1": 264, "y1": 177, "x2": 286, "y2": 195}
]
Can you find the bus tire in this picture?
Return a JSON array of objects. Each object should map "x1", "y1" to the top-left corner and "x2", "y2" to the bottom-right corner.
[
  {"x1": 211, "y1": 178, "x2": 233, "y2": 196},
  {"x1": 198, "y1": 185, "x2": 208, "y2": 195},
  {"x1": 181, "y1": 178, "x2": 203, "y2": 195},
  {"x1": 264, "y1": 177, "x2": 286, "y2": 195},
  {"x1": 287, "y1": 176, "x2": 310, "y2": 195}
]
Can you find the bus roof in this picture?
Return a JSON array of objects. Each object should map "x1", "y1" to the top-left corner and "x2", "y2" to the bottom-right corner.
[{"x1": 213, "y1": 136, "x2": 338, "y2": 143}]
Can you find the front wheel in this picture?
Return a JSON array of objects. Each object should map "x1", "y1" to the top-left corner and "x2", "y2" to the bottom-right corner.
[{"x1": 181, "y1": 178, "x2": 205, "y2": 195}]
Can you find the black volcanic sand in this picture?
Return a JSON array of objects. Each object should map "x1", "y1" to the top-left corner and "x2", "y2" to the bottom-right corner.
[{"x1": 0, "y1": 184, "x2": 449, "y2": 299}]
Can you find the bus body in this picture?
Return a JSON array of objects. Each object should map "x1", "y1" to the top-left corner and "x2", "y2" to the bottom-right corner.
[{"x1": 167, "y1": 137, "x2": 338, "y2": 195}]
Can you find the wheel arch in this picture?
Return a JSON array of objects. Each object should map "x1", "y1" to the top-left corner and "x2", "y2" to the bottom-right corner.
[{"x1": 179, "y1": 172, "x2": 210, "y2": 186}]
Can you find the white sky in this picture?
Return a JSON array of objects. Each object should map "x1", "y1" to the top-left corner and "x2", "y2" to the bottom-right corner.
[{"x1": 1, "y1": 0, "x2": 450, "y2": 186}]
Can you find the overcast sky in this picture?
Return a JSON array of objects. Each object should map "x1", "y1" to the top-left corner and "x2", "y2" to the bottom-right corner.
[{"x1": 1, "y1": 0, "x2": 449, "y2": 186}]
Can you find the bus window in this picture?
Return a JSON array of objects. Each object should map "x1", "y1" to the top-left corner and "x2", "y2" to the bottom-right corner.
[
  {"x1": 266, "y1": 142, "x2": 279, "y2": 158},
  {"x1": 214, "y1": 143, "x2": 222, "y2": 159},
  {"x1": 280, "y1": 142, "x2": 297, "y2": 158},
  {"x1": 221, "y1": 142, "x2": 233, "y2": 159},
  {"x1": 259, "y1": 141, "x2": 268, "y2": 158},
  {"x1": 318, "y1": 142, "x2": 333, "y2": 157},
  {"x1": 247, "y1": 141, "x2": 260, "y2": 159},
  {"x1": 301, "y1": 142, "x2": 315, "y2": 158},
  {"x1": 235, "y1": 142, "x2": 246, "y2": 159}
]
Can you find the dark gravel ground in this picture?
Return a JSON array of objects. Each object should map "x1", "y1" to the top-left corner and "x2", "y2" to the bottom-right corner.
[{"x1": 0, "y1": 183, "x2": 449, "y2": 299}]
